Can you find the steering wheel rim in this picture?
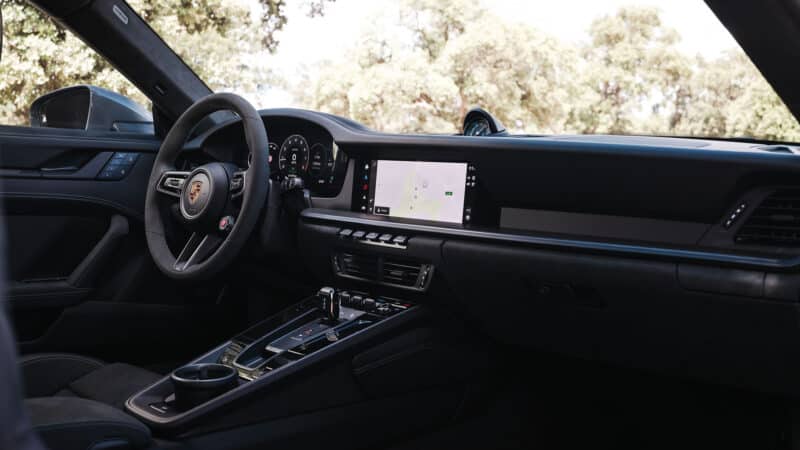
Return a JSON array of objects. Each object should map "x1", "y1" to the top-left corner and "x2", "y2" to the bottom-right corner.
[{"x1": 144, "y1": 93, "x2": 270, "y2": 280}]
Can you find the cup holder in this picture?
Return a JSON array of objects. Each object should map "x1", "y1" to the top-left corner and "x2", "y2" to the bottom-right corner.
[{"x1": 171, "y1": 363, "x2": 238, "y2": 409}]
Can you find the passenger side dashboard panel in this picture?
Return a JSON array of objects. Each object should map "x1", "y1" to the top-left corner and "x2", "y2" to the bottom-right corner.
[{"x1": 194, "y1": 109, "x2": 800, "y2": 396}]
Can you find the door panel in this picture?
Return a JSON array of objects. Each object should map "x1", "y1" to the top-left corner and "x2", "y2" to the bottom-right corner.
[
  {"x1": 7, "y1": 213, "x2": 109, "y2": 282},
  {"x1": 1, "y1": 125, "x2": 158, "y2": 310},
  {"x1": 0, "y1": 125, "x2": 243, "y2": 366}
]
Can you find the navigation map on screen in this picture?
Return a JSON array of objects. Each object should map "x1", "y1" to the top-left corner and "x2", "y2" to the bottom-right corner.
[{"x1": 371, "y1": 160, "x2": 467, "y2": 224}]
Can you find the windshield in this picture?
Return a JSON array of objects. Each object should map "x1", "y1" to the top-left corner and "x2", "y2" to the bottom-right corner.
[{"x1": 132, "y1": 0, "x2": 800, "y2": 141}]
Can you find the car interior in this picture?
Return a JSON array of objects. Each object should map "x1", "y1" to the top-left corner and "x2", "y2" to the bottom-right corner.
[{"x1": 6, "y1": 0, "x2": 800, "y2": 449}]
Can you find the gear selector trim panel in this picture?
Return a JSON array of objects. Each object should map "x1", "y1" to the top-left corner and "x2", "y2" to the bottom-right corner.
[{"x1": 125, "y1": 287, "x2": 417, "y2": 429}]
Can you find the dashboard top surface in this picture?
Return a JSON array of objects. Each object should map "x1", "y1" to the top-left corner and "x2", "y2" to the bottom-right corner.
[
  {"x1": 189, "y1": 108, "x2": 800, "y2": 161},
  {"x1": 185, "y1": 108, "x2": 800, "y2": 261}
]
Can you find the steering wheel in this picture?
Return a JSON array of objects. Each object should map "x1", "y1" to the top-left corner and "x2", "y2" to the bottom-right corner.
[{"x1": 144, "y1": 93, "x2": 269, "y2": 280}]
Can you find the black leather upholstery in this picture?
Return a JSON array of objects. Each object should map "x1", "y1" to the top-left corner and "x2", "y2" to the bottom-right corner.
[
  {"x1": 26, "y1": 397, "x2": 151, "y2": 450},
  {"x1": 20, "y1": 353, "x2": 161, "y2": 410}
]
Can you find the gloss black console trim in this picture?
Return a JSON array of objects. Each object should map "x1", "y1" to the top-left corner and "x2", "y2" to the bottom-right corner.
[
  {"x1": 125, "y1": 295, "x2": 423, "y2": 430},
  {"x1": 300, "y1": 208, "x2": 799, "y2": 270}
]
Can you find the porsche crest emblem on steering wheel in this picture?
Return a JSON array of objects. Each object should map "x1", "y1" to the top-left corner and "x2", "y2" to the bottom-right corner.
[{"x1": 188, "y1": 180, "x2": 203, "y2": 204}]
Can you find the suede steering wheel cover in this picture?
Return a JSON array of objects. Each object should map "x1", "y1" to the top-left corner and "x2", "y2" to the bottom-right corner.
[{"x1": 144, "y1": 93, "x2": 269, "y2": 280}]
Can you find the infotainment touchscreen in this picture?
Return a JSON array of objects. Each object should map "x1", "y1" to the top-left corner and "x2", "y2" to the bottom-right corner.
[{"x1": 360, "y1": 160, "x2": 475, "y2": 224}]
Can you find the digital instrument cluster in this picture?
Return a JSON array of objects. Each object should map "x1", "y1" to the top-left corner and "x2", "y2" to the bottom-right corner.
[
  {"x1": 198, "y1": 116, "x2": 349, "y2": 196},
  {"x1": 264, "y1": 134, "x2": 339, "y2": 188}
]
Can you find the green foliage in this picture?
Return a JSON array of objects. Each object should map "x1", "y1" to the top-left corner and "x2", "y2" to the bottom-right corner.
[
  {"x1": 300, "y1": 0, "x2": 578, "y2": 133},
  {"x1": 128, "y1": 0, "x2": 270, "y2": 96},
  {"x1": 0, "y1": 0, "x2": 328, "y2": 125},
  {"x1": 569, "y1": 6, "x2": 687, "y2": 134},
  {"x1": 0, "y1": 0, "x2": 799, "y2": 142},
  {"x1": 0, "y1": 0, "x2": 145, "y2": 124},
  {"x1": 305, "y1": 2, "x2": 800, "y2": 140}
]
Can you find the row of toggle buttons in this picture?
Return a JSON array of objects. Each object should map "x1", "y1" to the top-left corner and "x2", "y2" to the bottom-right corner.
[
  {"x1": 338, "y1": 228, "x2": 408, "y2": 247},
  {"x1": 338, "y1": 291, "x2": 410, "y2": 316}
]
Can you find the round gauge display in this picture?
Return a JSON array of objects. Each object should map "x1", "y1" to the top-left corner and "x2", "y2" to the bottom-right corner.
[
  {"x1": 278, "y1": 135, "x2": 310, "y2": 176},
  {"x1": 248, "y1": 142, "x2": 280, "y2": 171}
]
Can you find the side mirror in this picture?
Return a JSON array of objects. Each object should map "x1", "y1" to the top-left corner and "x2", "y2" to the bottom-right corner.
[{"x1": 30, "y1": 85, "x2": 153, "y2": 133}]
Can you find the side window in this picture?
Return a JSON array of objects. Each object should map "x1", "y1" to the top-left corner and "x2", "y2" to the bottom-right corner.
[{"x1": 0, "y1": 1, "x2": 152, "y2": 133}]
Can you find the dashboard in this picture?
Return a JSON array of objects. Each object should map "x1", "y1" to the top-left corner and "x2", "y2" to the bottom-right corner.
[{"x1": 185, "y1": 108, "x2": 800, "y2": 398}]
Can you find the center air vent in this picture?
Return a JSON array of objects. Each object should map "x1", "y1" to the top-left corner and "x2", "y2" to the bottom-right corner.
[
  {"x1": 736, "y1": 189, "x2": 800, "y2": 246},
  {"x1": 337, "y1": 253, "x2": 380, "y2": 280},
  {"x1": 332, "y1": 252, "x2": 433, "y2": 291},
  {"x1": 382, "y1": 260, "x2": 423, "y2": 286}
]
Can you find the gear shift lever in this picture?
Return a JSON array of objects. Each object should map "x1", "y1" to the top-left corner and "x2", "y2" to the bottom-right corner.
[{"x1": 317, "y1": 287, "x2": 339, "y2": 322}]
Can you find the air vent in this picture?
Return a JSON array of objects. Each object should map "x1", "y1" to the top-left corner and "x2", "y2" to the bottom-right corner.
[
  {"x1": 337, "y1": 253, "x2": 380, "y2": 280},
  {"x1": 736, "y1": 189, "x2": 800, "y2": 245},
  {"x1": 382, "y1": 260, "x2": 423, "y2": 286},
  {"x1": 332, "y1": 252, "x2": 433, "y2": 291}
]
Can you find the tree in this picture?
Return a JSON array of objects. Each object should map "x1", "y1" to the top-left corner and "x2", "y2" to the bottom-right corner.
[
  {"x1": 2, "y1": 0, "x2": 799, "y2": 142},
  {"x1": 128, "y1": 0, "x2": 271, "y2": 99},
  {"x1": 0, "y1": 0, "x2": 139, "y2": 124},
  {"x1": 439, "y1": 16, "x2": 577, "y2": 133},
  {"x1": 667, "y1": 51, "x2": 800, "y2": 141},
  {"x1": 566, "y1": 6, "x2": 691, "y2": 134},
  {"x1": 303, "y1": 0, "x2": 576, "y2": 134},
  {"x1": 302, "y1": 2, "x2": 800, "y2": 141},
  {"x1": 0, "y1": 0, "x2": 331, "y2": 125}
]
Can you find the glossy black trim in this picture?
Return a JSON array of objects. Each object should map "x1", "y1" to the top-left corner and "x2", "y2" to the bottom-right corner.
[
  {"x1": 125, "y1": 300, "x2": 424, "y2": 429},
  {"x1": 301, "y1": 208, "x2": 799, "y2": 270}
]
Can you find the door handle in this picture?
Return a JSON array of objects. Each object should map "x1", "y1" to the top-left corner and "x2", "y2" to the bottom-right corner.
[
  {"x1": 40, "y1": 165, "x2": 80, "y2": 173},
  {"x1": 67, "y1": 214, "x2": 129, "y2": 288},
  {"x1": 9, "y1": 215, "x2": 129, "y2": 309}
]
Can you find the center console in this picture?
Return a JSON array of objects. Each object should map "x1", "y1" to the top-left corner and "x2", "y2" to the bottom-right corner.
[
  {"x1": 126, "y1": 159, "x2": 499, "y2": 436},
  {"x1": 126, "y1": 287, "x2": 417, "y2": 430}
]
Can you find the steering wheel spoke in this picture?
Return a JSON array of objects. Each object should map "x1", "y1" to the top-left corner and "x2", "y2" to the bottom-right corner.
[
  {"x1": 230, "y1": 170, "x2": 246, "y2": 198},
  {"x1": 156, "y1": 170, "x2": 189, "y2": 198},
  {"x1": 174, "y1": 232, "x2": 223, "y2": 272},
  {"x1": 156, "y1": 171, "x2": 190, "y2": 198}
]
